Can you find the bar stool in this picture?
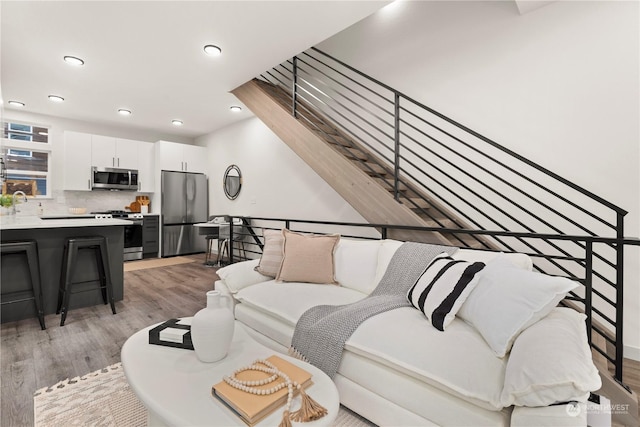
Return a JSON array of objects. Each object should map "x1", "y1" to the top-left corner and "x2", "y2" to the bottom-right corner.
[
  {"x1": 0, "y1": 240, "x2": 46, "y2": 330},
  {"x1": 56, "y1": 236, "x2": 116, "y2": 326}
]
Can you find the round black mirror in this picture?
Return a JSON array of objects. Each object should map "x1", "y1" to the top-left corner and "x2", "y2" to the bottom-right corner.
[{"x1": 223, "y1": 165, "x2": 242, "y2": 200}]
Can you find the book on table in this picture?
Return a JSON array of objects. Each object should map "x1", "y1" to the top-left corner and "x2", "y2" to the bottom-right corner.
[{"x1": 212, "y1": 355, "x2": 313, "y2": 426}]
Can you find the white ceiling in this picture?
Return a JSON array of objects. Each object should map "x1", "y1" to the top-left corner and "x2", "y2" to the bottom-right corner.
[{"x1": 1, "y1": 1, "x2": 387, "y2": 140}]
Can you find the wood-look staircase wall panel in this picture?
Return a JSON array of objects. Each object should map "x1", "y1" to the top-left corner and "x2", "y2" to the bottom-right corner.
[{"x1": 232, "y1": 80, "x2": 449, "y2": 245}]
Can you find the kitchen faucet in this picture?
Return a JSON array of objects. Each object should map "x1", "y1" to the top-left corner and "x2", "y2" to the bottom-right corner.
[{"x1": 12, "y1": 190, "x2": 27, "y2": 214}]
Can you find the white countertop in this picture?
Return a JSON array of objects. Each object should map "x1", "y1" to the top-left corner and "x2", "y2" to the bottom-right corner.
[{"x1": 0, "y1": 215, "x2": 132, "y2": 230}]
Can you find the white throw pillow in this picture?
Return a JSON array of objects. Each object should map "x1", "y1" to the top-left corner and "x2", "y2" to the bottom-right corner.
[
  {"x1": 501, "y1": 307, "x2": 601, "y2": 407},
  {"x1": 452, "y1": 249, "x2": 533, "y2": 271},
  {"x1": 217, "y1": 259, "x2": 271, "y2": 293},
  {"x1": 334, "y1": 239, "x2": 382, "y2": 294},
  {"x1": 457, "y1": 256, "x2": 577, "y2": 357},
  {"x1": 408, "y1": 253, "x2": 486, "y2": 331}
]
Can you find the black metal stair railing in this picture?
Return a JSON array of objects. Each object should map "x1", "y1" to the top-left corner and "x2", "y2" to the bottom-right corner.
[{"x1": 255, "y1": 47, "x2": 629, "y2": 383}]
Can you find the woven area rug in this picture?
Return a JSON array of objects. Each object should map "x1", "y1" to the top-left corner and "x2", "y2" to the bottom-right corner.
[
  {"x1": 123, "y1": 256, "x2": 196, "y2": 272},
  {"x1": 34, "y1": 362, "x2": 374, "y2": 427}
]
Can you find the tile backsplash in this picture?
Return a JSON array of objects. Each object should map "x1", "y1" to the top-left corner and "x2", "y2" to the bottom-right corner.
[{"x1": 15, "y1": 190, "x2": 154, "y2": 216}]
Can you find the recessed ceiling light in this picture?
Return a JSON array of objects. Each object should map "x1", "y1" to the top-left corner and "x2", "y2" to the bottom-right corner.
[
  {"x1": 118, "y1": 109, "x2": 132, "y2": 116},
  {"x1": 203, "y1": 45, "x2": 222, "y2": 56},
  {"x1": 48, "y1": 95, "x2": 65, "y2": 103},
  {"x1": 230, "y1": 106, "x2": 242, "y2": 112},
  {"x1": 8, "y1": 100, "x2": 25, "y2": 107},
  {"x1": 172, "y1": 119, "x2": 183, "y2": 126},
  {"x1": 63, "y1": 55, "x2": 85, "y2": 66}
]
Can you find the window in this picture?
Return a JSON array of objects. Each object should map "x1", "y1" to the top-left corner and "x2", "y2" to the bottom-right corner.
[
  {"x1": 2, "y1": 121, "x2": 51, "y2": 197},
  {"x1": 4, "y1": 122, "x2": 49, "y2": 143}
]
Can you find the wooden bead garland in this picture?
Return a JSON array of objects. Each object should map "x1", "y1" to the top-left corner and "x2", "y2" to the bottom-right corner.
[{"x1": 223, "y1": 359, "x2": 327, "y2": 426}]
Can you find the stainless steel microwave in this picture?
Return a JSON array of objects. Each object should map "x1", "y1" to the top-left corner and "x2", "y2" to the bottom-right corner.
[{"x1": 91, "y1": 167, "x2": 139, "y2": 191}]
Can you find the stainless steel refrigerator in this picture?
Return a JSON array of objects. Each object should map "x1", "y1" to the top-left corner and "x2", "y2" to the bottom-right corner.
[{"x1": 161, "y1": 171, "x2": 208, "y2": 257}]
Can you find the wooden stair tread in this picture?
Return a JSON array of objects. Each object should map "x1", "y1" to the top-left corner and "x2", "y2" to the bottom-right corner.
[
  {"x1": 332, "y1": 145, "x2": 370, "y2": 161},
  {"x1": 355, "y1": 161, "x2": 389, "y2": 177},
  {"x1": 375, "y1": 178, "x2": 408, "y2": 192},
  {"x1": 405, "y1": 197, "x2": 432, "y2": 209}
]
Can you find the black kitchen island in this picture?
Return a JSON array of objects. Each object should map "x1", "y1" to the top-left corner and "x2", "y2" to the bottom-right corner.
[{"x1": 1, "y1": 216, "x2": 130, "y2": 324}]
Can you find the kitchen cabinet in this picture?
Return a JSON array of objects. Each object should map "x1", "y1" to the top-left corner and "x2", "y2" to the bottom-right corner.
[
  {"x1": 92, "y1": 135, "x2": 138, "y2": 169},
  {"x1": 63, "y1": 131, "x2": 92, "y2": 191},
  {"x1": 142, "y1": 215, "x2": 160, "y2": 258},
  {"x1": 156, "y1": 140, "x2": 208, "y2": 173},
  {"x1": 138, "y1": 142, "x2": 155, "y2": 192}
]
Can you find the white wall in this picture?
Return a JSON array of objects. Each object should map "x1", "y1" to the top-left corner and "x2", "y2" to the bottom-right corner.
[
  {"x1": 196, "y1": 1, "x2": 640, "y2": 359},
  {"x1": 2, "y1": 110, "x2": 194, "y2": 215},
  {"x1": 195, "y1": 116, "x2": 369, "y2": 231},
  {"x1": 316, "y1": 0, "x2": 639, "y2": 359}
]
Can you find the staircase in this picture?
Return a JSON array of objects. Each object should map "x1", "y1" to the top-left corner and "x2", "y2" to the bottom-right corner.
[
  {"x1": 232, "y1": 47, "x2": 631, "y2": 389},
  {"x1": 234, "y1": 78, "x2": 484, "y2": 247}
]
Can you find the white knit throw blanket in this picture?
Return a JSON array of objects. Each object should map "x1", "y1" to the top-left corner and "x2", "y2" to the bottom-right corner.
[{"x1": 290, "y1": 242, "x2": 455, "y2": 378}]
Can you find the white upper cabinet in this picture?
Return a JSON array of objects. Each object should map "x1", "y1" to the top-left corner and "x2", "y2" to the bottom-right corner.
[
  {"x1": 91, "y1": 135, "x2": 138, "y2": 169},
  {"x1": 63, "y1": 131, "x2": 92, "y2": 191},
  {"x1": 63, "y1": 131, "x2": 155, "y2": 192},
  {"x1": 156, "y1": 140, "x2": 207, "y2": 173},
  {"x1": 182, "y1": 144, "x2": 208, "y2": 173},
  {"x1": 138, "y1": 142, "x2": 155, "y2": 192},
  {"x1": 115, "y1": 138, "x2": 139, "y2": 169}
]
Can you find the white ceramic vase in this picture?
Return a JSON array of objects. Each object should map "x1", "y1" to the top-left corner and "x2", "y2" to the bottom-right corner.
[{"x1": 191, "y1": 290, "x2": 235, "y2": 363}]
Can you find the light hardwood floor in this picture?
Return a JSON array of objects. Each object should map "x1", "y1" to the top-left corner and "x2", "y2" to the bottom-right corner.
[
  {"x1": 1, "y1": 255, "x2": 216, "y2": 427},
  {"x1": 1, "y1": 255, "x2": 639, "y2": 426}
]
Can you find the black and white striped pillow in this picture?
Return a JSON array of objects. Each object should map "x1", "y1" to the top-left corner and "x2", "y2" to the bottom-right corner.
[{"x1": 408, "y1": 253, "x2": 486, "y2": 331}]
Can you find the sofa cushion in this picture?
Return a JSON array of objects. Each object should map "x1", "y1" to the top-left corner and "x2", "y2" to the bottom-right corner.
[
  {"x1": 501, "y1": 307, "x2": 601, "y2": 407},
  {"x1": 344, "y1": 307, "x2": 507, "y2": 410},
  {"x1": 217, "y1": 259, "x2": 271, "y2": 293},
  {"x1": 276, "y1": 230, "x2": 340, "y2": 284},
  {"x1": 407, "y1": 253, "x2": 485, "y2": 331},
  {"x1": 453, "y1": 249, "x2": 533, "y2": 271},
  {"x1": 255, "y1": 229, "x2": 285, "y2": 277},
  {"x1": 373, "y1": 239, "x2": 404, "y2": 285},
  {"x1": 235, "y1": 281, "x2": 366, "y2": 326},
  {"x1": 334, "y1": 239, "x2": 382, "y2": 294},
  {"x1": 457, "y1": 256, "x2": 578, "y2": 357}
]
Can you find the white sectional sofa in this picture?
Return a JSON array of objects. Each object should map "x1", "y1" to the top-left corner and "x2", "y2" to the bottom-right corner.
[{"x1": 215, "y1": 236, "x2": 601, "y2": 426}]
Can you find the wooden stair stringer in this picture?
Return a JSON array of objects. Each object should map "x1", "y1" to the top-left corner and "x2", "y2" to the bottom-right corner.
[
  {"x1": 232, "y1": 80, "x2": 450, "y2": 245},
  {"x1": 254, "y1": 79, "x2": 497, "y2": 249}
]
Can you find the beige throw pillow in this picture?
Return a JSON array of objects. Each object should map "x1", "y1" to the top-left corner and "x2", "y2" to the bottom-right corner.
[
  {"x1": 276, "y1": 229, "x2": 340, "y2": 284},
  {"x1": 254, "y1": 229, "x2": 285, "y2": 278}
]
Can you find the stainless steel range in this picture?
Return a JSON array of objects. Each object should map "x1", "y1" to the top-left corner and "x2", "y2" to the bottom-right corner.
[{"x1": 92, "y1": 210, "x2": 144, "y2": 261}]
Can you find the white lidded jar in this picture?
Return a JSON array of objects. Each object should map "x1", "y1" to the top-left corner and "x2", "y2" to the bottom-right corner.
[{"x1": 191, "y1": 290, "x2": 235, "y2": 363}]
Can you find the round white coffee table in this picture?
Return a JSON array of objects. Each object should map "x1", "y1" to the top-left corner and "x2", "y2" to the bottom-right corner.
[{"x1": 121, "y1": 319, "x2": 339, "y2": 427}]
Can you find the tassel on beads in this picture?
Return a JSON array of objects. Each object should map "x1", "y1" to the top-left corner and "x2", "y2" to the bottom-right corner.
[
  {"x1": 290, "y1": 387, "x2": 328, "y2": 422},
  {"x1": 279, "y1": 410, "x2": 292, "y2": 427}
]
